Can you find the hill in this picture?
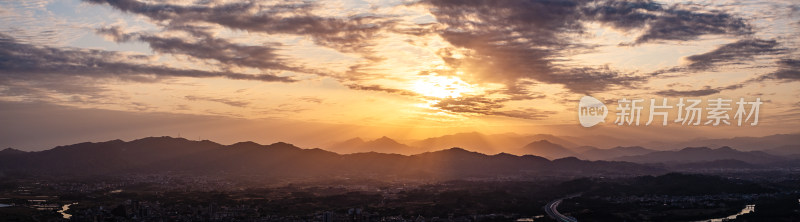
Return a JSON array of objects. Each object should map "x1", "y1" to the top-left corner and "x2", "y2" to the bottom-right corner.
[
  {"x1": 328, "y1": 136, "x2": 416, "y2": 154},
  {"x1": 578, "y1": 146, "x2": 656, "y2": 160},
  {"x1": 0, "y1": 137, "x2": 664, "y2": 180},
  {"x1": 614, "y1": 146, "x2": 784, "y2": 164},
  {"x1": 518, "y1": 140, "x2": 577, "y2": 159}
]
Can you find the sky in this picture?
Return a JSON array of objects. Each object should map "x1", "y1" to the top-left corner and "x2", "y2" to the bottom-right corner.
[{"x1": 1, "y1": 0, "x2": 799, "y2": 151}]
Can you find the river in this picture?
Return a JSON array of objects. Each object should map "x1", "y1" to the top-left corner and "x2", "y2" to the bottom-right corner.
[
  {"x1": 695, "y1": 204, "x2": 755, "y2": 222},
  {"x1": 58, "y1": 203, "x2": 78, "y2": 219}
]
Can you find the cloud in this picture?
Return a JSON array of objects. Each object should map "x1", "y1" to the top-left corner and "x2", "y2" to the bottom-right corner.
[
  {"x1": 184, "y1": 95, "x2": 250, "y2": 107},
  {"x1": 545, "y1": 66, "x2": 646, "y2": 94},
  {"x1": 97, "y1": 26, "x2": 298, "y2": 72},
  {"x1": 685, "y1": 39, "x2": 786, "y2": 70},
  {"x1": 584, "y1": 1, "x2": 751, "y2": 45},
  {"x1": 649, "y1": 40, "x2": 793, "y2": 97},
  {"x1": 419, "y1": 0, "x2": 750, "y2": 94},
  {"x1": 422, "y1": 0, "x2": 633, "y2": 93},
  {"x1": 431, "y1": 96, "x2": 554, "y2": 119},
  {"x1": 583, "y1": 0, "x2": 663, "y2": 31},
  {"x1": 628, "y1": 7, "x2": 751, "y2": 45},
  {"x1": 761, "y1": 58, "x2": 800, "y2": 81},
  {"x1": 0, "y1": 33, "x2": 295, "y2": 83},
  {"x1": 654, "y1": 79, "x2": 749, "y2": 97},
  {"x1": 297, "y1": 96, "x2": 324, "y2": 104},
  {"x1": 431, "y1": 96, "x2": 503, "y2": 115},
  {"x1": 84, "y1": 0, "x2": 389, "y2": 53},
  {"x1": 85, "y1": 0, "x2": 760, "y2": 97},
  {"x1": 494, "y1": 108, "x2": 557, "y2": 120},
  {"x1": 655, "y1": 87, "x2": 720, "y2": 97},
  {"x1": 344, "y1": 84, "x2": 418, "y2": 96}
]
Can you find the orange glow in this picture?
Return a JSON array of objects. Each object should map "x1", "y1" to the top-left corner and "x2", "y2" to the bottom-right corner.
[{"x1": 410, "y1": 75, "x2": 476, "y2": 98}]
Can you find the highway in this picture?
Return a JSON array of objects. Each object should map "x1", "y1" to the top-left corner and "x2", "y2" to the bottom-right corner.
[{"x1": 544, "y1": 195, "x2": 580, "y2": 222}]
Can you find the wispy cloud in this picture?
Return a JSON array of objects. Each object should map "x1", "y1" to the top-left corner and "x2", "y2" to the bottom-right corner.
[
  {"x1": 761, "y1": 58, "x2": 800, "y2": 81},
  {"x1": 96, "y1": 26, "x2": 298, "y2": 72},
  {"x1": 84, "y1": 0, "x2": 391, "y2": 53},
  {"x1": 685, "y1": 39, "x2": 786, "y2": 71},
  {"x1": 0, "y1": 33, "x2": 295, "y2": 83},
  {"x1": 184, "y1": 95, "x2": 250, "y2": 107}
]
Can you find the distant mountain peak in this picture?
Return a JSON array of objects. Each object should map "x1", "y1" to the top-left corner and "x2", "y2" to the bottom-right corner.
[
  {"x1": 532, "y1": 139, "x2": 556, "y2": 145},
  {"x1": 716, "y1": 146, "x2": 735, "y2": 151},
  {"x1": 372, "y1": 136, "x2": 399, "y2": 143},
  {"x1": 232, "y1": 141, "x2": 261, "y2": 146},
  {"x1": 0, "y1": 148, "x2": 25, "y2": 155},
  {"x1": 431, "y1": 147, "x2": 480, "y2": 155},
  {"x1": 447, "y1": 131, "x2": 485, "y2": 138},
  {"x1": 521, "y1": 139, "x2": 576, "y2": 159},
  {"x1": 343, "y1": 137, "x2": 365, "y2": 143},
  {"x1": 444, "y1": 147, "x2": 470, "y2": 152},
  {"x1": 493, "y1": 152, "x2": 517, "y2": 158},
  {"x1": 523, "y1": 139, "x2": 565, "y2": 148},
  {"x1": 268, "y1": 142, "x2": 297, "y2": 147},
  {"x1": 553, "y1": 156, "x2": 581, "y2": 162},
  {"x1": 680, "y1": 147, "x2": 713, "y2": 151},
  {"x1": 132, "y1": 136, "x2": 186, "y2": 142},
  {"x1": 327, "y1": 136, "x2": 412, "y2": 155},
  {"x1": 616, "y1": 145, "x2": 782, "y2": 164}
]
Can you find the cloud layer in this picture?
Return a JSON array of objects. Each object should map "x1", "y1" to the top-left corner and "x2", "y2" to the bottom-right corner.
[{"x1": 0, "y1": 0, "x2": 798, "y2": 121}]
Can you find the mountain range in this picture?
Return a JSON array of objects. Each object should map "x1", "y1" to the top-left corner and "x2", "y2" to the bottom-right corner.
[
  {"x1": 2, "y1": 134, "x2": 799, "y2": 180},
  {"x1": 614, "y1": 147, "x2": 785, "y2": 164},
  {"x1": 327, "y1": 136, "x2": 417, "y2": 155},
  {"x1": 0, "y1": 137, "x2": 663, "y2": 180},
  {"x1": 324, "y1": 132, "x2": 800, "y2": 160}
]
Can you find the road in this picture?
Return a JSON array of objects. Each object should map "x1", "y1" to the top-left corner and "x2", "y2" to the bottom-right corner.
[{"x1": 544, "y1": 194, "x2": 580, "y2": 222}]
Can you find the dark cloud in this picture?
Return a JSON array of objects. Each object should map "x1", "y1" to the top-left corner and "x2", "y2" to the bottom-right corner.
[
  {"x1": 494, "y1": 108, "x2": 557, "y2": 120},
  {"x1": 432, "y1": 96, "x2": 503, "y2": 115},
  {"x1": 0, "y1": 33, "x2": 294, "y2": 83},
  {"x1": 655, "y1": 87, "x2": 720, "y2": 97},
  {"x1": 84, "y1": 0, "x2": 388, "y2": 53},
  {"x1": 420, "y1": 0, "x2": 750, "y2": 94},
  {"x1": 583, "y1": 0, "x2": 662, "y2": 31},
  {"x1": 648, "y1": 40, "x2": 792, "y2": 97},
  {"x1": 97, "y1": 26, "x2": 296, "y2": 72},
  {"x1": 584, "y1": 1, "x2": 751, "y2": 44},
  {"x1": 761, "y1": 58, "x2": 800, "y2": 81},
  {"x1": 545, "y1": 66, "x2": 645, "y2": 93},
  {"x1": 344, "y1": 84, "x2": 418, "y2": 96},
  {"x1": 654, "y1": 80, "x2": 748, "y2": 97},
  {"x1": 629, "y1": 7, "x2": 751, "y2": 44},
  {"x1": 86, "y1": 0, "x2": 758, "y2": 98},
  {"x1": 431, "y1": 96, "x2": 554, "y2": 119},
  {"x1": 424, "y1": 0, "x2": 626, "y2": 93},
  {"x1": 184, "y1": 95, "x2": 250, "y2": 107},
  {"x1": 685, "y1": 39, "x2": 786, "y2": 70}
]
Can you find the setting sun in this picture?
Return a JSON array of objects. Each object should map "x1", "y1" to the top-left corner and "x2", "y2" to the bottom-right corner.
[{"x1": 410, "y1": 75, "x2": 476, "y2": 98}]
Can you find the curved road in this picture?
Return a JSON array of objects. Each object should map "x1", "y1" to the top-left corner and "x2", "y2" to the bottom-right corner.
[{"x1": 544, "y1": 195, "x2": 580, "y2": 222}]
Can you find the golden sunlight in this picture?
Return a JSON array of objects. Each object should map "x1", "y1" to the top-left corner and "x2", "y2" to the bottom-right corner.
[{"x1": 410, "y1": 75, "x2": 476, "y2": 98}]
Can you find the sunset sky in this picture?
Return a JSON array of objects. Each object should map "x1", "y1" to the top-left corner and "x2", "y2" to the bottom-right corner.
[{"x1": 1, "y1": 0, "x2": 799, "y2": 150}]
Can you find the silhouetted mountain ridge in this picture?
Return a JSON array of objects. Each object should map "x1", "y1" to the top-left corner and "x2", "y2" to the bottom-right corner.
[
  {"x1": 615, "y1": 146, "x2": 784, "y2": 164},
  {"x1": 519, "y1": 140, "x2": 577, "y2": 159},
  {"x1": 578, "y1": 146, "x2": 655, "y2": 160},
  {"x1": 328, "y1": 136, "x2": 415, "y2": 154},
  {"x1": 0, "y1": 137, "x2": 663, "y2": 179}
]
